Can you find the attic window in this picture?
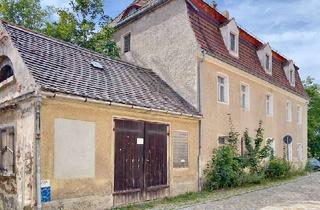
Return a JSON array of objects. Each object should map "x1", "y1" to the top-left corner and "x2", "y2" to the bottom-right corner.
[
  {"x1": 284, "y1": 61, "x2": 295, "y2": 87},
  {"x1": 90, "y1": 61, "x2": 103, "y2": 69},
  {"x1": 257, "y1": 44, "x2": 272, "y2": 74},
  {"x1": 230, "y1": 33, "x2": 236, "y2": 52},
  {"x1": 220, "y1": 19, "x2": 239, "y2": 58},
  {"x1": 0, "y1": 65, "x2": 14, "y2": 83},
  {"x1": 265, "y1": 55, "x2": 270, "y2": 70}
]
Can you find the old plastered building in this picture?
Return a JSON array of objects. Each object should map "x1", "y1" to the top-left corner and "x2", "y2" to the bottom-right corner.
[
  {"x1": 113, "y1": 0, "x2": 309, "y2": 178},
  {"x1": 0, "y1": 20, "x2": 201, "y2": 209}
]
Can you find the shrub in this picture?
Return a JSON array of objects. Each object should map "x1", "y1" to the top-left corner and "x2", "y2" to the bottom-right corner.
[
  {"x1": 204, "y1": 145, "x2": 244, "y2": 191},
  {"x1": 265, "y1": 158, "x2": 291, "y2": 179}
]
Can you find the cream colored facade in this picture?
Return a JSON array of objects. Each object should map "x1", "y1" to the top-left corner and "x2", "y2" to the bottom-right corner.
[
  {"x1": 114, "y1": 0, "x2": 309, "y2": 178},
  {"x1": 40, "y1": 97, "x2": 199, "y2": 209}
]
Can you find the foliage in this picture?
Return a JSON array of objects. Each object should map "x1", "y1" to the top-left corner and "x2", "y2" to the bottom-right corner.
[
  {"x1": 265, "y1": 158, "x2": 291, "y2": 179},
  {"x1": 44, "y1": 0, "x2": 119, "y2": 58},
  {"x1": 0, "y1": 0, "x2": 52, "y2": 30},
  {"x1": 204, "y1": 145, "x2": 244, "y2": 191},
  {"x1": 303, "y1": 77, "x2": 320, "y2": 159},
  {"x1": 242, "y1": 121, "x2": 273, "y2": 174},
  {"x1": 243, "y1": 172, "x2": 265, "y2": 184}
]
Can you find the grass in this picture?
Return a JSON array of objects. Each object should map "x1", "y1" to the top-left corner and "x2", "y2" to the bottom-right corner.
[{"x1": 112, "y1": 172, "x2": 311, "y2": 210}]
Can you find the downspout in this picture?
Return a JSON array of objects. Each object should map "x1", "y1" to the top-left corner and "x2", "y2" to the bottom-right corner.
[
  {"x1": 197, "y1": 49, "x2": 205, "y2": 191},
  {"x1": 35, "y1": 96, "x2": 41, "y2": 210}
]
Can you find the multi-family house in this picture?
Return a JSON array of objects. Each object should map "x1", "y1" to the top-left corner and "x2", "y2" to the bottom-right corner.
[{"x1": 113, "y1": 0, "x2": 309, "y2": 181}]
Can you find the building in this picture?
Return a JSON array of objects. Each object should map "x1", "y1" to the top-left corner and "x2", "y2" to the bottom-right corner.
[
  {"x1": 113, "y1": 0, "x2": 309, "y2": 181},
  {"x1": 0, "y1": 21, "x2": 200, "y2": 209}
]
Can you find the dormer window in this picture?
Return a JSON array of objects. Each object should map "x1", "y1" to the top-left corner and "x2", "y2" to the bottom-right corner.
[
  {"x1": 283, "y1": 60, "x2": 296, "y2": 87},
  {"x1": 230, "y1": 32, "x2": 236, "y2": 52},
  {"x1": 220, "y1": 19, "x2": 239, "y2": 58},
  {"x1": 257, "y1": 43, "x2": 272, "y2": 74}
]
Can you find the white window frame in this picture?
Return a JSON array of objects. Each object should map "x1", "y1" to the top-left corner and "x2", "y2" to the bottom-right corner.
[
  {"x1": 217, "y1": 73, "x2": 229, "y2": 105},
  {"x1": 240, "y1": 82, "x2": 250, "y2": 111},
  {"x1": 257, "y1": 44, "x2": 272, "y2": 75},
  {"x1": 286, "y1": 100, "x2": 292, "y2": 122},
  {"x1": 220, "y1": 19, "x2": 239, "y2": 58},
  {"x1": 297, "y1": 105, "x2": 302, "y2": 125},
  {"x1": 266, "y1": 93, "x2": 273, "y2": 117}
]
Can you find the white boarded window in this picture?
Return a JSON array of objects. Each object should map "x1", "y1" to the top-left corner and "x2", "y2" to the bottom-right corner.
[
  {"x1": 266, "y1": 94, "x2": 273, "y2": 116},
  {"x1": 54, "y1": 119, "x2": 95, "y2": 179},
  {"x1": 173, "y1": 131, "x2": 189, "y2": 168},
  {"x1": 0, "y1": 126, "x2": 15, "y2": 176},
  {"x1": 217, "y1": 74, "x2": 229, "y2": 104},
  {"x1": 286, "y1": 101, "x2": 292, "y2": 122},
  {"x1": 297, "y1": 143, "x2": 303, "y2": 161},
  {"x1": 297, "y1": 105, "x2": 302, "y2": 125},
  {"x1": 240, "y1": 83, "x2": 249, "y2": 110}
]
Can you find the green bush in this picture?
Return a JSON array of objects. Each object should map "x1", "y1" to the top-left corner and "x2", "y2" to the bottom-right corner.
[
  {"x1": 265, "y1": 158, "x2": 291, "y2": 179},
  {"x1": 204, "y1": 145, "x2": 244, "y2": 191}
]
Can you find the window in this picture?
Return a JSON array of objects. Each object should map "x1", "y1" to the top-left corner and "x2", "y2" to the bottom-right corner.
[
  {"x1": 265, "y1": 54, "x2": 270, "y2": 70},
  {"x1": 297, "y1": 106, "x2": 302, "y2": 125},
  {"x1": 284, "y1": 61, "x2": 295, "y2": 86},
  {"x1": 297, "y1": 143, "x2": 303, "y2": 161},
  {"x1": 240, "y1": 83, "x2": 249, "y2": 110},
  {"x1": 217, "y1": 75, "x2": 229, "y2": 104},
  {"x1": 230, "y1": 33, "x2": 236, "y2": 52},
  {"x1": 123, "y1": 33, "x2": 131, "y2": 53},
  {"x1": 173, "y1": 131, "x2": 189, "y2": 168},
  {"x1": 289, "y1": 69, "x2": 294, "y2": 85},
  {"x1": 0, "y1": 65, "x2": 14, "y2": 84},
  {"x1": 285, "y1": 142, "x2": 293, "y2": 161},
  {"x1": 218, "y1": 136, "x2": 228, "y2": 145},
  {"x1": 266, "y1": 94, "x2": 273, "y2": 116},
  {"x1": 0, "y1": 126, "x2": 15, "y2": 176},
  {"x1": 286, "y1": 101, "x2": 292, "y2": 122}
]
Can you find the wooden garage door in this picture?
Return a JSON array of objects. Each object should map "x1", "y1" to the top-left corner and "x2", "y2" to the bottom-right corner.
[{"x1": 114, "y1": 119, "x2": 168, "y2": 193}]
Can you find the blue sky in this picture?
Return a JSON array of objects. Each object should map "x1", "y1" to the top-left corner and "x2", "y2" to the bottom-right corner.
[{"x1": 42, "y1": 0, "x2": 320, "y2": 82}]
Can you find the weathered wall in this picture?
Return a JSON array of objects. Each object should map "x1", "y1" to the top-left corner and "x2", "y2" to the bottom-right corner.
[
  {"x1": 40, "y1": 97, "x2": 199, "y2": 210},
  {"x1": 199, "y1": 55, "x2": 308, "y2": 176},
  {"x1": 114, "y1": 0, "x2": 200, "y2": 108},
  {"x1": 0, "y1": 100, "x2": 36, "y2": 210}
]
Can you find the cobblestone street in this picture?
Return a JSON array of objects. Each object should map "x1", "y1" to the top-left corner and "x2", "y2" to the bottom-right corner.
[{"x1": 179, "y1": 172, "x2": 320, "y2": 210}]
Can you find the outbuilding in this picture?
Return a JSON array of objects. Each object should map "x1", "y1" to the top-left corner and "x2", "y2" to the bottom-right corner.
[{"x1": 0, "y1": 21, "x2": 200, "y2": 209}]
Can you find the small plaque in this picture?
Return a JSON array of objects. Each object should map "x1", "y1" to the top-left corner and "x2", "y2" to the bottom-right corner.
[
  {"x1": 137, "y1": 138, "x2": 144, "y2": 145},
  {"x1": 41, "y1": 180, "x2": 51, "y2": 203}
]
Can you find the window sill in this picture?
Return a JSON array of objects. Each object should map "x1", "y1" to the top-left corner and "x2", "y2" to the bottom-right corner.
[
  {"x1": 0, "y1": 172, "x2": 15, "y2": 177},
  {"x1": 0, "y1": 76, "x2": 15, "y2": 89},
  {"x1": 217, "y1": 101, "x2": 229, "y2": 106},
  {"x1": 228, "y1": 50, "x2": 239, "y2": 59}
]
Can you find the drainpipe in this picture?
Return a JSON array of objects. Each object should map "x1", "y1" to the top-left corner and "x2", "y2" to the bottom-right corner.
[
  {"x1": 197, "y1": 49, "x2": 205, "y2": 191},
  {"x1": 35, "y1": 96, "x2": 41, "y2": 210}
]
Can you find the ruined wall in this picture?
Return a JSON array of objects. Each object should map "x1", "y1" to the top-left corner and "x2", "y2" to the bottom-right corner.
[
  {"x1": 40, "y1": 97, "x2": 199, "y2": 210},
  {"x1": 0, "y1": 100, "x2": 36, "y2": 210}
]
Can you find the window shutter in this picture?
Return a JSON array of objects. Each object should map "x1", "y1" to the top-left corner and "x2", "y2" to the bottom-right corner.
[
  {"x1": 0, "y1": 127, "x2": 15, "y2": 175},
  {"x1": 173, "y1": 131, "x2": 189, "y2": 168}
]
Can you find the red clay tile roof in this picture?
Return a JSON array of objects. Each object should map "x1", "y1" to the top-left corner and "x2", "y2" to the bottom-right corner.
[{"x1": 187, "y1": 0, "x2": 307, "y2": 99}]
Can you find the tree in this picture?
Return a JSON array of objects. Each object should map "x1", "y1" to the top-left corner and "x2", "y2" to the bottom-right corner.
[
  {"x1": 0, "y1": 0, "x2": 51, "y2": 31},
  {"x1": 242, "y1": 121, "x2": 272, "y2": 174},
  {"x1": 44, "y1": 0, "x2": 119, "y2": 58},
  {"x1": 303, "y1": 76, "x2": 320, "y2": 159}
]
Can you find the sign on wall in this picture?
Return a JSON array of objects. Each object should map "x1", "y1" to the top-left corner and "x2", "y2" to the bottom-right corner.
[{"x1": 41, "y1": 180, "x2": 51, "y2": 203}]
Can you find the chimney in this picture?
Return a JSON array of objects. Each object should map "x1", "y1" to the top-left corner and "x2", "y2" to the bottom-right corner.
[
  {"x1": 211, "y1": 1, "x2": 217, "y2": 9},
  {"x1": 222, "y1": 10, "x2": 230, "y2": 19}
]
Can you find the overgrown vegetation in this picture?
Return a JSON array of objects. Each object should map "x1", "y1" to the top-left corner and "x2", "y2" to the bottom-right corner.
[
  {"x1": 303, "y1": 77, "x2": 320, "y2": 159},
  {"x1": 204, "y1": 119, "x2": 308, "y2": 192},
  {"x1": 0, "y1": 0, "x2": 119, "y2": 58}
]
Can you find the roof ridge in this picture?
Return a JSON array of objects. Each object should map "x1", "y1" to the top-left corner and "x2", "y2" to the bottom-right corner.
[{"x1": 0, "y1": 19, "x2": 153, "y2": 72}]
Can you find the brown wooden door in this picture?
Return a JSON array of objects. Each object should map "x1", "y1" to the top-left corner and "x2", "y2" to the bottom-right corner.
[
  {"x1": 114, "y1": 119, "x2": 168, "y2": 193},
  {"x1": 144, "y1": 123, "x2": 167, "y2": 188},
  {"x1": 114, "y1": 119, "x2": 144, "y2": 192}
]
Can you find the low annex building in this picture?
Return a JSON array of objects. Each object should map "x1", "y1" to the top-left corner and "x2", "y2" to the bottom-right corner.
[{"x1": 0, "y1": 21, "x2": 200, "y2": 209}]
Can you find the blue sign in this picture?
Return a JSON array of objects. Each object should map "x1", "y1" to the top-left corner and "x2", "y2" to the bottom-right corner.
[{"x1": 41, "y1": 180, "x2": 51, "y2": 203}]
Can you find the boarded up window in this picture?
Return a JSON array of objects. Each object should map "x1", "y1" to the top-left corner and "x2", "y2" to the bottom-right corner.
[
  {"x1": 0, "y1": 126, "x2": 15, "y2": 175},
  {"x1": 54, "y1": 119, "x2": 95, "y2": 179},
  {"x1": 173, "y1": 131, "x2": 188, "y2": 168}
]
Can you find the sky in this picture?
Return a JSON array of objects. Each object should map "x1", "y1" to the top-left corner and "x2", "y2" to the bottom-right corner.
[{"x1": 41, "y1": 0, "x2": 320, "y2": 82}]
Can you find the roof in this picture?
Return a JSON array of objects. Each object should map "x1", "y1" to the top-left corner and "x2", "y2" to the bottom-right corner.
[
  {"x1": 187, "y1": 0, "x2": 307, "y2": 99},
  {"x1": 114, "y1": 0, "x2": 307, "y2": 99},
  {"x1": 1, "y1": 21, "x2": 199, "y2": 116}
]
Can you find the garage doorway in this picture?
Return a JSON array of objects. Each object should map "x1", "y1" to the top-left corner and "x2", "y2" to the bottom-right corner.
[{"x1": 113, "y1": 119, "x2": 168, "y2": 205}]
